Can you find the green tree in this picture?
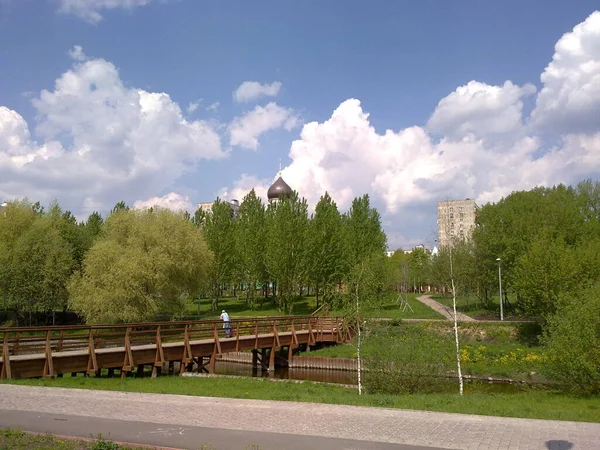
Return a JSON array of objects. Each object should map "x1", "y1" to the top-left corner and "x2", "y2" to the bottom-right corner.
[
  {"x1": 203, "y1": 199, "x2": 237, "y2": 311},
  {"x1": 344, "y1": 194, "x2": 387, "y2": 266},
  {"x1": 541, "y1": 284, "x2": 600, "y2": 394},
  {"x1": 69, "y1": 208, "x2": 213, "y2": 323},
  {"x1": 265, "y1": 192, "x2": 309, "y2": 313},
  {"x1": 307, "y1": 192, "x2": 347, "y2": 308},
  {"x1": 236, "y1": 190, "x2": 267, "y2": 309}
]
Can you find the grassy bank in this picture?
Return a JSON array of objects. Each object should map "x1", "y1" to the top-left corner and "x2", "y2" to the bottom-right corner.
[
  {"x1": 0, "y1": 428, "x2": 143, "y2": 450},
  {"x1": 190, "y1": 293, "x2": 444, "y2": 320},
  {"x1": 2, "y1": 376, "x2": 598, "y2": 423}
]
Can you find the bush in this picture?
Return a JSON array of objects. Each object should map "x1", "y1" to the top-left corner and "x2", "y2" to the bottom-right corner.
[
  {"x1": 541, "y1": 284, "x2": 600, "y2": 395},
  {"x1": 363, "y1": 324, "x2": 455, "y2": 394}
]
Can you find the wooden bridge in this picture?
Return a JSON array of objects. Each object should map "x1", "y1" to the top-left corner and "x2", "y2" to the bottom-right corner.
[{"x1": 0, "y1": 316, "x2": 351, "y2": 380}]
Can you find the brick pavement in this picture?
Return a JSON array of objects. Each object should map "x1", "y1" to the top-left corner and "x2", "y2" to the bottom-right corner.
[{"x1": 0, "y1": 385, "x2": 598, "y2": 449}]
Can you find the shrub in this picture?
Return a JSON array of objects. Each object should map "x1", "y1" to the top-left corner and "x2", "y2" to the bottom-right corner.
[
  {"x1": 363, "y1": 324, "x2": 454, "y2": 394},
  {"x1": 541, "y1": 284, "x2": 600, "y2": 395}
]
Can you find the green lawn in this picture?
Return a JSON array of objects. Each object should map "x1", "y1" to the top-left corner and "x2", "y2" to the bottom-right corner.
[
  {"x1": 189, "y1": 293, "x2": 443, "y2": 320},
  {"x1": 2, "y1": 376, "x2": 598, "y2": 423},
  {"x1": 432, "y1": 294, "x2": 528, "y2": 320}
]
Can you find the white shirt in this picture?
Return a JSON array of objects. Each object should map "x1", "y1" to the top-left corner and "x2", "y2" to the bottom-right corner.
[{"x1": 220, "y1": 312, "x2": 230, "y2": 322}]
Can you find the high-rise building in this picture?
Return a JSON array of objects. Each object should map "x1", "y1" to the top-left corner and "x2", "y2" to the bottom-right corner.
[
  {"x1": 196, "y1": 199, "x2": 240, "y2": 218},
  {"x1": 437, "y1": 199, "x2": 477, "y2": 247}
]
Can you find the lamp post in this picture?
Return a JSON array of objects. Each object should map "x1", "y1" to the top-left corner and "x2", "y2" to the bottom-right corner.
[{"x1": 496, "y1": 258, "x2": 503, "y2": 321}]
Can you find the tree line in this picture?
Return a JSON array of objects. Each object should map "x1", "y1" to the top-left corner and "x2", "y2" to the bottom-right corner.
[
  {"x1": 387, "y1": 179, "x2": 600, "y2": 319},
  {"x1": 0, "y1": 191, "x2": 388, "y2": 324}
]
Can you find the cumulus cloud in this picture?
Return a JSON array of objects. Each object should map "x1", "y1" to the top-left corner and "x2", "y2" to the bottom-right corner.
[
  {"x1": 427, "y1": 81, "x2": 536, "y2": 140},
  {"x1": 206, "y1": 102, "x2": 220, "y2": 112},
  {"x1": 222, "y1": 11, "x2": 600, "y2": 248},
  {"x1": 530, "y1": 11, "x2": 600, "y2": 134},
  {"x1": 187, "y1": 101, "x2": 200, "y2": 114},
  {"x1": 58, "y1": 0, "x2": 156, "y2": 24},
  {"x1": 217, "y1": 174, "x2": 270, "y2": 203},
  {"x1": 233, "y1": 81, "x2": 282, "y2": 103},
  {"x1": 0, "y1": 49, "x2": 225, "y2": 217},
  {"x1": 229, "y1": 102, "x2": 299, "y2": 150},
  {"x1": 68, "y1": 45, "x2": 87, "y2": 61},
  {"x1": 133, "y1": 192, "x2": 194, "y2": 212}
]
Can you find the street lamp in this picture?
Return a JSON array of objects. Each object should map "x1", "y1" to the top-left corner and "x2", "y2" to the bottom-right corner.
[{"x1": 496, "y1": 258, "x2": 503, "y2": 321}]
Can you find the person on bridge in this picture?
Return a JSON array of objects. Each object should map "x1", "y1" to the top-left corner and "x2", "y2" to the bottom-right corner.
[{"x1": 220, "y1": 310, "x2": 231, "y2": 338}]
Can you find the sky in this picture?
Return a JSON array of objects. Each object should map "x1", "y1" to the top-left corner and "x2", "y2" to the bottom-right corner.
[{"x1": 1, "y1": 0, "x2": 599, "y2": 249}]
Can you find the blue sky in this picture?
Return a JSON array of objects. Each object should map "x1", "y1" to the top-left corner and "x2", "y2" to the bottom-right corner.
[{"x1": 1, "y1": 1, "x2": 599, "y2": 249}]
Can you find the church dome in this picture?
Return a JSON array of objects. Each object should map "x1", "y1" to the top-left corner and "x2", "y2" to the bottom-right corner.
[{"x1": 267, "y1": 176, "x2": 293, "y2": 200}]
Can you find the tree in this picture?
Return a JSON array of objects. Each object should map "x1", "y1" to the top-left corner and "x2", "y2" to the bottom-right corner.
[
  {"x1": 541, "y1": 284, "x2": 600, "y2": 394},
  {"x1": 344, "y1": 194, "x2": 387, "y2": 266},
  {"x1": 265, "y1": 192, "x2": 309, "y2": 313},
  {"x1": 306, "y1": 192, "x2": 347, "y2": 308},
  {"x1": 0, "y1": 202, "x2": 76, "y2": 325},
  {"x1": 236, "y1": 190, "x2": 267, "y2": 309},
  {"x1": 69, "y1": 208, "x2": 213, "y2": 323},
  {"x1": 203, "y1": 199, "x2": 237, "y2": 310}
]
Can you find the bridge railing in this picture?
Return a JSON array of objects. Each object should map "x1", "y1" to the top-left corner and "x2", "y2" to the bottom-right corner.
[{"x1": 0, "y1": 316, "x2": 347, "y2": 359}]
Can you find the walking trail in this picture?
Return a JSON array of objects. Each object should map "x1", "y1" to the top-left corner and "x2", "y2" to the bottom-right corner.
[
  {"x1": 416, "y1": 295, "x2": 477, "y2": 322},
  {"x1": 0, "y1": 385, "x2": 598, "y2": 450}
]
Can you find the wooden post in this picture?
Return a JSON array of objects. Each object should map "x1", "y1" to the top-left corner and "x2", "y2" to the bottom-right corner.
[
  {"x1": 121, "y1": 327, "x2": 134, "y2": 378},
  {"x1": 268, "y1": 348, "x2": 275, "y2": 372},
  {"x1": 235, "y1": 322, "x2": 240, "y2": 352},
  {"x1": 42, "y1": 330, "x2": 54, "y2": 379},
  {"x1": 152, "y1": 326, "x2": 164, "y2": 378},
  {"x1": 287, "y1": 345, "x2": 294, "y2": 366},
  {"x1": 168, "y1": 361, "x2": 174, "y2": 375},
  {"x1": 251, "y1": 349, "x2": 258, "y2": 370},
  {"x1": 107, "y1": 368, "x2": 115, "y2": 378},
  {"x1": 136, "y1": 364, "x2": 145, "y2": 377},
  {"x1": 86, "y1": 329, "x2": 98, "y2": 376},
  {"x1": 57, "y1": 330, "x2": 65, "y2": 352},
  {"x1": 208, "y1": 354, "x2": 216, "y2": 374},
  {"x1": 180, "y1": 324, "x2": 193, "y2": 375},
  {"x1": 212, "y1": 323, "x2": 222, "y2": 355},
  {"x1": 1, "y1": 332, "x2": 11, "y2": 380}
]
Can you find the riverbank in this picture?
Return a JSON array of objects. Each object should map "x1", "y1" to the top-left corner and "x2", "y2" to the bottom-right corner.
[{"x1": 2, "y1": 376, "x2": 598, "y2": 423}]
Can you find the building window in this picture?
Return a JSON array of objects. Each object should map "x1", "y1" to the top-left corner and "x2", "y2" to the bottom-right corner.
[{"x1": 450, "y1": 207, "x2": 454, "y2": 213}]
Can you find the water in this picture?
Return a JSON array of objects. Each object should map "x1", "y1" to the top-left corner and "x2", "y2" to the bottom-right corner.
[
  {"x1": 211, "y1": 361, "x2": 536, "y2": 394},
  {"x1": 214, "y1": 361, "x2": 358, "y2": 385}
]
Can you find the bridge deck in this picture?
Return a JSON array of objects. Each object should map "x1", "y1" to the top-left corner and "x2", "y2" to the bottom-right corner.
[{"x1": 0, "y1": 316, "x2": 351, "y2": 380}]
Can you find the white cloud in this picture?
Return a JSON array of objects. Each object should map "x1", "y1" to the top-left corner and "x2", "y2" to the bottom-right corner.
[
  {"x1": 187, "y1": 101, "x2": 199, "y2": 114},
  {"x1": 58, "y1": 0, "x2": 156, "y2": 24},
  {"x1": 218, "y1": 174, "x2": 270, "y2": 203},
  {"x1": 206, "y1": 102, "x2": 220, "y2": 112},
  {"x1": 229, "y1": 102, "x2": 299, "y2": 150},
  {"x1": 427, "y1": 81, "x2": 536, "y2": 140},
  {"x1": 133, "y1": 192, "x2": 194, "y2": 212},
  {"x1": 531, "y1": 11, "x2": 600, "y2": 133},
  {"x1": 222, "y1": 11, "x2": 600, "y2": 248},
  {"x1": 68, "y1": 45, "x2": 87, "y2": 61},
  {"x1": 233, "y1": 81, "x2": 282, "y2": 103},
  {"x1": 0, "y1": 49, "x2": 225, "y2": 217}
]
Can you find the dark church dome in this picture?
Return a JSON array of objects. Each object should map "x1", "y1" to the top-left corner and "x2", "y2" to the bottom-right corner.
[{"x1": 267, "y1": 176, "x2": 293, "y2": 200}]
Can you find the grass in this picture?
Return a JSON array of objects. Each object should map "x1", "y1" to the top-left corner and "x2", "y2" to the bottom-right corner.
[
  {"x1": 188, "y1": 293, "x2": 444, "y2": 320},
  {"x1": 0, "y1": 428, "x2": 141, "y2": 450},
  {"x1": 2, "y1": 376, "x2": 599, "y2": 423},
  {"x1": 432, "y1": 294, "x2": 529, "y2": 320}
]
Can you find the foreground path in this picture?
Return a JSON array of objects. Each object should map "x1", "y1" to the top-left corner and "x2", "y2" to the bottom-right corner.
[
  {"x1": 1, "y1": 385, "x2": 599, "y2": 450},
  {"x1": 416, "y1": 295, "x2": 477, "y2": 322}
]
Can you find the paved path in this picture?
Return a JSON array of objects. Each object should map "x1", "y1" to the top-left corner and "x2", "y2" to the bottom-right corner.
[
  {"x1": 1, "y1": 385, "x2": 599, "y2": 450},
  {"x1": 416, "y1": 295, "x2": 477, "y2": 322}
]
